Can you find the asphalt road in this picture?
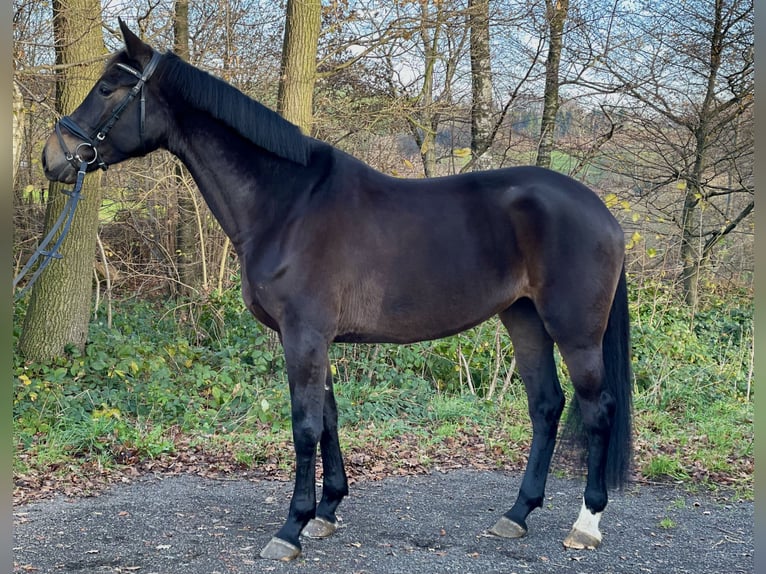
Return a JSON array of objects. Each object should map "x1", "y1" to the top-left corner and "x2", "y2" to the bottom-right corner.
[{"x1": 13, "y1": 469, "x2": 752, "y2": 573}]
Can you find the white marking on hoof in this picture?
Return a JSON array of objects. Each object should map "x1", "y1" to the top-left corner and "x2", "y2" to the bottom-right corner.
[
  {"x1": 488, "y1": 516, "x2": 527, "y2": 539},
  {"x1": 259, "y1": 537, "x2": 301, "y2": 561},
  {"x1": 563, "y1": 499, "x2": 603, "y2": 549},
  {"x1": 302, "y1": 517, "x2": 338, "y2": 539}
]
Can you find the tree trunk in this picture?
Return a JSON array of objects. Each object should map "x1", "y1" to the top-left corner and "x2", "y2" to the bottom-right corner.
[
  {"x1": 13, "y1": 81, "x2": 24, "y2": 185},
  {"x1": 408, "y1": 0, "x2": 444, "y2": 178},
  {"x1": 414, "y1": 33, "x2": 438, "y2": 178},
  {"x1": 277, "y1": 0, "x2": 321, "y2": 134},
  {"x1": 173, "y1": 0, "x2": 189, "y2": 56},
  {"x1": 536, "y1": 0, "x2": 568, "y2": 169},
  {"x1": 679, "y1": 0, "x2": 724, "y2": 308},
  {"x1": 173, "y1": 0, "x2": 204, "y2": 295},
  {"x1": 18, "y1": 0, "x2": 106, "y2": 361},
  {"x1": 421, "y1": 1, "x2": 439, "y2": 178},
  {"x1": 468, "y1": 0, "x2": 493, "y2": 171},
  {"x1": 680, "y1": 179, "x2": 702, "y2": 308}
]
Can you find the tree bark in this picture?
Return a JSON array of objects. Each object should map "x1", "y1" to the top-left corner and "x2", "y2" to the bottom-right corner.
[
  {"x1": 18, "y1": 0, "x2": 106, "y2": 361},
  {"x1": 536, "y1": 0, "x2": 568, "y2": 169},
  {"x1": 468, "y1": 0, "x2": 493, "y2": 171},
  {"x1": 173, "y1": 0, "x2": 204, "y2": 295},
  {"x1": 13, "y1": 81, "x2": 24, "y2": 185},
  {"x1": 277, "y1": 0, "x2": 321, "y2": 134},
  {"x1": 415, "y1": 0, "x2": 439, "y2": 177},
  {"x1": 173, "y1": 0, "x2": 189, "y2": 56}
]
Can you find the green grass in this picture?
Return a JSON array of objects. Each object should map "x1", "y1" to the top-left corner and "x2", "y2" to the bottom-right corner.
[
  {"x1": 659, "y1": 517, "x2": 677, "y2": 529},
  {"x1": 13, "y1": 277, "x2": 754, "y2": 497},
  {"x1": 643, "y1": 453, "x2": 689, "y2": 481}
]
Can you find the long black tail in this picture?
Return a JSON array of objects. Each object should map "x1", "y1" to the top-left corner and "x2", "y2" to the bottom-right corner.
[
  {"x1": 562, "y1": 266, "x2": 633, "y2": 489},
  {"x1": 601, "y1": 267, "x2": 633, "y2": 488}
]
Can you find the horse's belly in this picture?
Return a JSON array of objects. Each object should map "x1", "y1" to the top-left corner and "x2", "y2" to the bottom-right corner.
[{"x1": 335, "y1": 274, "x2": 522, "y2": 344}]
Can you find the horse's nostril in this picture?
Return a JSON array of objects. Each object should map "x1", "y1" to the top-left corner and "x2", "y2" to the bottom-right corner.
[{"x1": 41, "y1": 151, "x2": 47, "y2": 171}]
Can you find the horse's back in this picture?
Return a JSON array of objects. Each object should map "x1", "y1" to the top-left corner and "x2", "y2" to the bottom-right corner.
[{"x1": 319, "y1": 160, "x2": 623, "y2": 343}]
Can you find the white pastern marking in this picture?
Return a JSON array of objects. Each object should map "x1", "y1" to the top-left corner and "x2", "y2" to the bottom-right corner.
[{"x1": 572, "y1": 499, "x2": 602, "y2": 541}]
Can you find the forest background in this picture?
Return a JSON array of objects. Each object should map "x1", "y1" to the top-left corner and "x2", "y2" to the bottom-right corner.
[{"x1": 12, "y1": 0, "x2": 753, "y2": 502}]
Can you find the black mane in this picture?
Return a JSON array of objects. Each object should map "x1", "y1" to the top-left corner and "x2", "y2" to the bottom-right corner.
[{"x1": 155, "y1": 52, "x2": 310, "y2": 166}]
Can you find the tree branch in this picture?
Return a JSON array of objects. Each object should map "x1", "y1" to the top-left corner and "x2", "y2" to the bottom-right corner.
[{"x1": 703, "y1": 201, "x2": 754, "y2": 256}]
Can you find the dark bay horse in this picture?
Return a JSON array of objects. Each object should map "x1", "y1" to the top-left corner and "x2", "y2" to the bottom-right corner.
[{"x1": 42, "y1": 20, "x2": 632, "y2": 561}]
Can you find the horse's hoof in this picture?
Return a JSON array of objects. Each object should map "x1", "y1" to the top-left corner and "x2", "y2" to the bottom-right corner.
[
  {"x1": 563, "y1": 528, "x2": 601, "y2": 550},
  {"x1": 259, "y1": 537, "x2": 301, "y2": 560},
  {"x1": 302, "y1": 517, "x2": 338, "y2": 539},
  {"x1": 489, "y1": 516, "x2": 527, "y2": 538},
  {"x1": 564, "y1": 499, "x2": 602, "y2": 549}
]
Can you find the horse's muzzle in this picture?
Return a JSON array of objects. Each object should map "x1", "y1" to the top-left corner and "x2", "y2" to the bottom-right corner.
[{"x1": 41, "y1": 134, "x2": 78, "y2": 184}]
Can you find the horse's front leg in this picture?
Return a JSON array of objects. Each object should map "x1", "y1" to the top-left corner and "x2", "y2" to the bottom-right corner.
[
  {"x1": 303, "y1": 365, "x2": 349, "y2": 539},
  {"x1": 260, "y1": 326, "x2": 329, "y2": 561}
]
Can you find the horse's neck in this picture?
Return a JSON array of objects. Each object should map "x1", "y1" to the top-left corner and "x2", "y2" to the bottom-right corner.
[{"x1": 165, "y1": 115, "x2": 301, "y2": 249}]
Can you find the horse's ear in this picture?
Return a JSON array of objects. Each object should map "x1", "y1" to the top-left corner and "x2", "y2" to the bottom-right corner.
[{"x1": 118, "y1": 18, "x2": 153, "y2": 62}]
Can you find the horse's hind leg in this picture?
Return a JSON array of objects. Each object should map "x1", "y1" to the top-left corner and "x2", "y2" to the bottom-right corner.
[
  {"x1": 303, "y1": 366, "x2": 349, "y2": 539},
  {"x1": 490, "y1": 298, "x2": 564, "y2": 538},
  {"x1": 557, "y1": 343, "x2": 612, "y2": 549}
]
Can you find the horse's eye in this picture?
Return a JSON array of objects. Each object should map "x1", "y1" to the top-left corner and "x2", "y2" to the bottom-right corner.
[{"x1": 98, "y1": 84, "x2": 113, "y2": 97}]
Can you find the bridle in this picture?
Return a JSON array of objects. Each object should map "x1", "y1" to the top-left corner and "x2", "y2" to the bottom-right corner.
[
  {"x1": 14, "y1": 50, "x2": 163, "y2": 299},
  {"x1": 55, "y1": 50, "x2": 163, "y2": 171}
]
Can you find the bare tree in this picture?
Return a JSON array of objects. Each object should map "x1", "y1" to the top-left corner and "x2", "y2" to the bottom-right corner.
[
  {"x1": 535, "y1": 0, "x2": 568, "y2": 168},
  {"x1": 12, "y1": 1, "x2": 752, "y2": 309},
  {"x1": 600, "y1": 0, "x2": 754, "y2": 306},
  {"x1": 19, "y1": 0, "x2": 107, "y2": 360},
  {"x1": 382, "y1": 0, "x2": 468, "y2": 177}
]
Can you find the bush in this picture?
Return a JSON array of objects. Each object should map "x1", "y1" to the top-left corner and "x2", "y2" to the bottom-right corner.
[
  {"x1": 13, "y1": 276, "x2": 753, "y2": 489},
  {"x1": 630, "y1": 279, "x2": 753, "y2": 410}
]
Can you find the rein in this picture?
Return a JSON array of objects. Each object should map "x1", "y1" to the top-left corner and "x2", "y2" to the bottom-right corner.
[
  {"x1": 13, "y1": 161, "x2": 87, "y2": 300},
  {"x1": 14, "y1": 51, "x2": 162, "y2": 299}
]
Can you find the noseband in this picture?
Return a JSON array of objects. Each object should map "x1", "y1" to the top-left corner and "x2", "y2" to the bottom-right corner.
[{"x1": 55, "y1": 50, "x2": 163, "y2": 171}]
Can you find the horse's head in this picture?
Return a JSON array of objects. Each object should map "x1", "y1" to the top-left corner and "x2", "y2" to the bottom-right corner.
[{"x1": 42, "y1": 19, "x2": 167, "y2": 184}]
